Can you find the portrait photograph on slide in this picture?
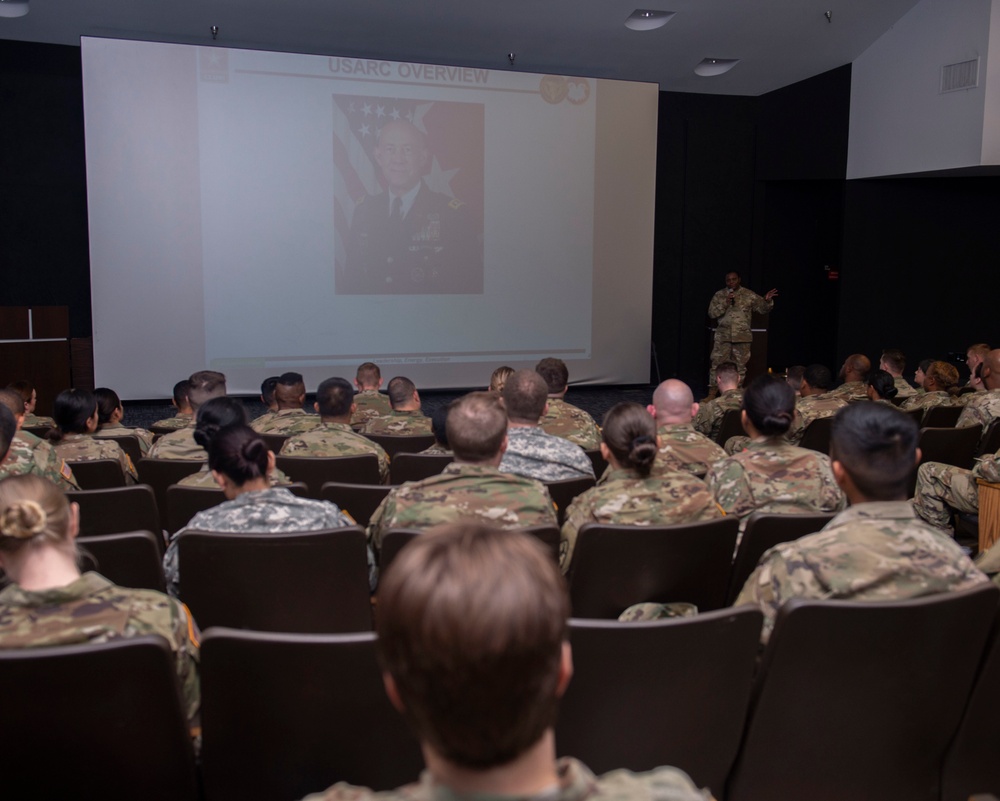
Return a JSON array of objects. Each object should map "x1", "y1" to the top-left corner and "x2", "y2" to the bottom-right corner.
[{"x1": 332, "y1": 95, "x2": 485, "y2": 295}]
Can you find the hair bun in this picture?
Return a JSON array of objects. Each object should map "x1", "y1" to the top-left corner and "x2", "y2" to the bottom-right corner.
[{"x1": 0, "y1": 500, "x2": 47, "y2": 539}]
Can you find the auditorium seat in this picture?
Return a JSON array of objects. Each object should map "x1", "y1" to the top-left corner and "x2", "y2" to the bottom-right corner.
[
  {"x1": 71, "y1": 484, "x2": 163, "y2": 550},
  {"x1": 259, "y1": 433, "x2": 289, "y2": 454},
  {"x1": 584, "y1": 448, "x2": 609, "y2": 478},
  {"x1": 97, "y1": 433, "x2": 143, "y2": 465},
  {"x1": 362, "y1": 432, "x2": 436, "y2": 458},
  {"x1": 715, "y1": 408, "x2": 745, "y2": 445},
  {"x1": 922, "y1": 405, "x2": 964, "y2": 428},
  {"x1": 319, "y1": 481, "x2": 394, "y2": 527},
  {"x1": 275, "y1": 454, "x2": 380, "y2": 496},
  {"x1": 137, "y1": 458, "x2": 205, "y2": 515},
  {"x1": 543, "y1": 475, "x2": 596, "y2": 525},
  {"x1": 904, "y1": 425, "x2": 983, "y2": 498},
  {"x1": 798, "y1": 415, "x2": 834, "y2": 454},
  {"x1": 67, "y1": 458, "x2": 127, "y2": 489},
  {"x1": 77, "y1": 530, "x2": 167, "y2": 592},
  {"x1": 380, "y1": 524, "x2": 561, "y2": 573},
  {"x1": 388, "y1": 452, "x2": 453, "y2": 484}
]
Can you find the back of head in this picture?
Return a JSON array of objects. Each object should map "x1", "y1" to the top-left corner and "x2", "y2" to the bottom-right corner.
[
  {"x1": 785, "y1": 365, "x2": 805, "y2": 393},
  {"x1": 534, "y1": 358, "x2": 568, "y2": 395},
  {"x1": 259, "y1": 376, "x2": 280, "y2": 407},
  {"x1": 927, "y1": 360, "x2": 959, "y2": 392},
  {"x1": 173, "y1": 379, "x2": 192, "y2": 408},
  {"x1": 866, "y1": 369, "x2": 898, "y2": 401},
  {"x1": 0, "y1": 389, "x2": 24, "y2": 422},
  {"x1": 188, "y1": 370, "x2": 227, "y2": 410},
  {"x1": 446, "y1": 392, "x2": 507, "y2": 463},
  {"x1": 880, "y1": 349, "x2": 906, "y2": 375},
  {"x1": 968, "y1": 343, "x2": 991, "y2": 363},
  {"x1": 387, "y1": 376, "x2": 417, "y2": 409},
  {"x1": 0, "y1": 474, "x2": 73, "y2": 560},
  {"x1": 743, "y1": 375, "x2": 795, "y2": 436},
  {"x1": 502, "y1": 370, "x2": 548, "y2": 424},
  {"x1": 193, "y1": 397, "x2": 250, "y2": 451},
  {"x1": 52, "y1": 389, "x2": 97, "y2": 439},
  {"x1": 716, "y1": 361, "x2": 739, "y2": 388},
  {"x1": 377, "y1": 523, "x2": 569, "y2": 769},
  {"x1": 830, "y1": 403, "x2": 918, "y2": 501},
  {"x1": 489, "y1": 366, "x2": 515, "y2": 394},
  {"x1": 275, "y1": 372, "x2": 306, "y2": 409},
  {"x1": 803, "y1": 363, "x2": 834, "y2": 391},
  {"x1": 207, "y1": 424, "x2": 269, "y2": 486},
  {"x1": 601, "y1": 402, "x2": 658, "y2": 476},
  {"x1": 6, "y1": 380, "x2": 33, "y2": 408},
  {"x1": 316, "y1": 377, "x2": 354, "y2": 418},
  {"x1": 0, "y1": 404, "x2": 16, "y2": 461},
  {"x1": 846, "y1": 353, "x2": 871, "y2": 380},
  {"x1": 356, "y1": 362, "x2": 381, "y2": 389},
  {"x1": 651, "y1": 379, "x2": 694, "y2": 422},
  {"x1": 93, "y1": 387, "x2": 121, "y2": 425}
]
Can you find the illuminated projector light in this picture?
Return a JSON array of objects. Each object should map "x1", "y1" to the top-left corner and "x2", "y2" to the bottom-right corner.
[
  {"x1": 625, "y1": 9, "x2": 675, "y2": 31},
  {"x1": 695, "y1": 58, "x2": 740, "y2": 77},
  {"x1": 0, "y1": 0, "x2": 29, "y2": 17}
]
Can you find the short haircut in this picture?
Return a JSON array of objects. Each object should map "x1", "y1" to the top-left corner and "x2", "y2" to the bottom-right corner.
[
  {"x1": 743, "y1": 375, "x2": 795, "y2": 436},
  {"x1": 716, "y1": 361, "x2": 739, "y2": 384},
  {"x1": 188, "y1": 371, "x2": 227, "y2": 410},
  {"x1": 881, "y1": 349, "x2": 906, "y2": 374},
  {"x1": 275, "y1": 372, "x2": 306, "y2": 408},
  {"x1": 534, "y1": 358, "x2": 569, "y2": 394},
  {"x1": 601, "y1": 402, "x2": 658, "y2": 477},
  {"x1": 446, "y1": 392, "x2": 507, "y2": 462},
  {"x1": 830, "y1": 402, "x2": 918, "y2": 500},
  {"x1": 387, "y1": 376, "x2": 417, "y2": 408},
  {"x1": 5, "y1": 380, "x2": 33, "y2": 406},
  {"x1": 502, "y1": 370, "x2": 548, "y2": 424},
  {"x1": 259, "y1": 376, "x2": 280, "y2": 406},
  {"x1": 803, "y1": 364, "x2": 834, "y2": 391},
  {"x1": 968, "y1": 343, "x2": 991, "y2": 360},
  {"x1": 356, "y1": 362, "x2": 381, "y2": 388},
  {"x1": 927, "y1": 361, "x2": 959, "y2": 391},
  {"x1": 193, "y1": 397, "x2": 251, "y2": 451},
  {"x1": 173, "y1": 380, "x2": 192, "y2": 406},
  {"x1": 207, "y1": 424, "x2": 270, "y2": 486},
  {"x1": 489, "y1": 366, "x2": 515, "y2": 394},
  {"x1": 377, "y1": 523, "x2": 569, "y2": 768},
  {"x1": 725, "y1": 270, "x2": 741, "y2": 279},
  {"x1": 0, "y1": 389, "x2": 24, "y2": 420},
  {"x1": 0, "y1": 404, "x2": 16, "y2": 462},
  {"x1": 316, "y1": 377, "x2": 355, "y2": 418},
  {"x1": 785, "y1": 365, "x2": 805, "y2": 392},
  {"x1": 52, "y1": 389, "x2": 97, "y2": 439},
  {"x1": 866, "y1": 369, "x2": 898, "y2": 401},
  {"x1": 93, "y1": 387, "x2": 121, "y2": 425}
]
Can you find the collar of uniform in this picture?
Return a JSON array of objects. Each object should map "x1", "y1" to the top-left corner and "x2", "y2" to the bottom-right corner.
[
  {"x1": 225, "y1": 486, "x2": 296, "y2": 507},
  {"x1": 318, "y1": 421, "x2": 354, "y2": 432},
  {"x1": 14, "y1": 430, "x2": 42, "y2": 446},
  {"x1": 0, "y1": 571, "x2": 113, "y2": 607},
  {"x1": 657, "y1": 422, "x2": 696, "y2": 436},
  {"x1": 390, "y1": 409, "x2": 424, "y2": 417},
  {"x1": 602, "y1": 466, "x2": 644, "y2": 483},
  {"x1": 418, "y1": 758, "x2": 597, "y2": 801},
  {"x1": 442, "y1": 462, "x2": 502, "y2": 477},
  {"x1": 826, "y1": 500, "x2": 916, "y2": 528},
  {"x1": 60, "y1": 433, "x2": 90, "y2": 443},
  {"x1": 275, "y1": 409, "x2": 311, "y2": 417},
  {"x1": 721, "y1": 389, "x2": 743, "y2": 399}
]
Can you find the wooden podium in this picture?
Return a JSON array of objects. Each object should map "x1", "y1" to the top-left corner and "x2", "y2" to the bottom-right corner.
[
  {"x1": 977, "y1": 479, "x2": 1000, "y2": 555},
  {"x1": 0, "y1": 306, "x2": 71, "y2": 418}
]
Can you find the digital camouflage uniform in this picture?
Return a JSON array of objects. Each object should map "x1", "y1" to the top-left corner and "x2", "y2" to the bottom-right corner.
[
  {"x1": 151, "y1": 412, "x2": 194, "y2": 430},
  {"x1": 281, "y1": 422, "x2": 391, "y2": 483},
  {"x1": 560, "y1": 467, "x2": 724, "y2": 573},
  {"x1": 705, "y1": 438, "x2": 845, "y2": 531},
  {"x1": 499, "y1": 425, "x2": 595, "y2": 482},
  {"x1": 913, "y1": 448, "x2": 1000, "y2": 534},
  {"x1": 830, "y1": 381, "x2": 868, "y2": 402},
  {"x1": 176, "y1": 465, "x2": 293, "y2": 488},
  {"x1": 53, "y1": 433, "x2": 137, "y2": 483},
  {"x1": 539, "y1": 398, "x2": 601, "y2": 450},
  {"x1": 1, "y1": 430, "x2": 79, "y2": 490},
  {"x1": 362, "y1": 409, "x2": 434, "y2": 436},
  {"x1": 956, "y1": 389, "x2": 1000, "y2": 449},
  {"x1": 893, "y1": 377, "x2": 918, "y2": 398},
  {"x1": 148, "y1": 428, "x2": 205, "y2": 460},
  {"x1": 707, "y1": 286, "x2": 773, "y2": 385},
  {"x1": 250, "y1": 408, "x2": 323, "y2": 436},
  {"x1": 0, "y1": 572, "x2": 200, "y2": 733},
  {"x1": 900, "y1": 390, "x2": 962, "y2": 414},
  {"x1": 785, "y1": 392, "x2": 849, "y2": 446},
  {"x1": 163, "y1": 486, "x2": 369, "y2": 596},
  {"x1": 350, "y1": 390, "x2": 393, "y2": 430},
  {"x1": 652, "y1": 423, "x2": 726, "y2": 479},
  {"x1": 367, "y1": 463, "x2": 557, "y2": 553},
  {"x1": 735, "y1": 501, "x2": 989, "y2": 643},
  {"x1": 94, "y1": 421, "x2": 155, "y2": 456},
  {"x1": 692, "y1": 389, "x2": 743, "y2": 442},
  {"x1": 299, "y1": 757, "x2": 713, "y2": 801}
]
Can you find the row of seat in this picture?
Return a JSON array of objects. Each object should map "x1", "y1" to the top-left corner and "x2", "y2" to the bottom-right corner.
[{"x1": 6, "y1": 584, "x2": 1000, "y2": 801}]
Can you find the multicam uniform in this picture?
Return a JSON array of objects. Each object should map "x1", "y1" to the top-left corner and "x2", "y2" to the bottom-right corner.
[
  {"x1": 707, "y1": 286, "x2": 773, "y2": 385},
  {"x1": 785, "y1": 392, "x2": 849, "y2": 446},
  {"x1": 1, "y1": 431, "x2": 78, "y2": 490},
  {"x1": 499, "y1": 425, "x2": 595, "y2": 482},
  {"x1": 281, "y1": 422, "x2": 391, "y2": 484},
  {"x1": 148, "y1": 428, "x2": 205, "y2": 460},
  {"x1": 362, "y1": 410, "x2": 434, "y2": 436},
  {"x1": 299, "y1": 757, "x2": 713, "y2": 801},
  {"x1": 539, "y1": 398, "x2": 601, "y2": 450},
  {"x1": 560, "y1": 467, "x2": 724, "y2": 573},
  {"x1": 163, "y1": 486, "x2": 367, "y2": 596},
  {"x1": 900, "y1": 390, "x2": 963, "y2": 414},
  {"x1": 735, "y1": 501, "x2": 989, "y2": 643},
  {"x1": 913, "y1": 448, "x2": 1000, "y2": 535},
  {"x1": 350, "y1": 390, "x2": 393, "y2": 430},
  {"x1": 94, "y1": 421, "x2": 155, "y2": 456},
  {"x1": 53, "y1": 433, "x2": 137, "y2": 484},
  {"x1": 692, "y1": 389, "x2": 743, "y2": 442},
  {"x1": 830, "y1": 381, "x2": 868, "y2": 402},
  {"x1": 367, "y1": 463, "x2": 557, "y2": 553},
  {"x1": 652, "y1": 423, "x2": 726, "y2": 479},
  {"x1": 250, "y1": 409, "x2": 323, "y2": 436},
  {"x1": 22, "y1": 412, "x2": 55, "y2": 429},
  {"x1": 893, "y1": 377, "x2": 918, "y2": 398},
  {"x1": 956, "y1": 389, "x2": 1000, "y2": 450},
  {"x1": 151, "y1": 412, "x2": 194, "y2": 431}
]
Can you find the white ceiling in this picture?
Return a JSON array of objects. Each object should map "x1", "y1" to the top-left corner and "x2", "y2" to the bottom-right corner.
[{"x1": 0, "y1": 0, "x2": 924, "y2": 95}]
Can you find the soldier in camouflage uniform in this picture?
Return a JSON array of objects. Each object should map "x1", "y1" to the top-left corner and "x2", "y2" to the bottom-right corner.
[
  {"x1": 707, "y1": 376, "x2": 845, "y2": 531},
  {"x1": 350, "y1": 362, "x2": 392, "y2": 430},
  {"x1": 535, "y1": 358, "x2": 601, "y2": 450},
  {"x1": 0, "y1": 389, "x2": 78, "y2": 490},
  {"x1": 706, "y1": 271, "x2": 777, "y2": 387},
  {"x1": 152, "y1": 379, "x2": 195, "y2": 430},
  {"x1": 900, "y1": 361, "x2": 962, "y2": 414},
  {"x1": 281, "y1": 377, "x2": 390, "y2": 483},
  {"x1": 6, "y1": 380, "x2": 55, "y2": 429},
  {"x1": 955, "y1": 349, "x2": 1000, "y2": 449},
  {"x1": 49, "y1": 389, "x2": 137, "y2": 483},
  {"x1": 693, "y1": 362, "x2": 743, "y2": 442},
  {"x1": 784, "y1": 364, "x2": 849, "y2": 446},
  {"x1": 913, "y1": 447, "x2": 1000, "y2": 535},
  {"x1": 54, "y1": 432, "x2": 138, "y2": 484},
  {"x1": 0, "y1": 473, "x2": 201, "y2": 737},
  {"x1": 367, "y1": 392, "x2": 557, "y2": 554},
  {"x1": 830, "y1": 353, "x2": 871, "y2": 401},
  {"x1": 248, "y1": 376, "x2": 280, "y2": 431},
  {"x1": 149, "y1": 370, "x2": 228, "y2": 459},
  {"x1": 250, "y1": 372, "x2": 322, "y2": 436},
  {"x1": 498, "y1": 370, "x2": 594, "y2": 482},
  {"x1": 93, "y1": 387, "x2": 155, "y2": 456},
  {"x1": 735, "y1": 403, "x2": 988, "y2": 643},
  {"x1": 300, "y1": 523, "x2": 713, "y2": 801},
  {"x1": 879, "y1": 349, "x2": 918, "y2": 399},
  {"x1": 361, "y1": 376, "x2": 433, "y2": 436},
  {"x1": 647, "y1": 379, "x2": 725, "y2": 478},
  {"x1": 560, "y1": 402, "x2": 723, "y2": 573}
]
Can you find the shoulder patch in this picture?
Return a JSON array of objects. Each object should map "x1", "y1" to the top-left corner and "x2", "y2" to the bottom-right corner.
[{"x1": 448, "y1": 198, "x2": 465, "y2": 211}]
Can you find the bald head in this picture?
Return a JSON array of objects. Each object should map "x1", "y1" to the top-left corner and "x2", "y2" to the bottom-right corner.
[
  {"x1": 841, "y1": 354, "x2": 871, "y2": 383},
  {"x1": 983, "y1": 349, "x2": 1000, "y2": 391},
  {"x1": 650, "y1": 380, "x2": 697, "y2": 426}
]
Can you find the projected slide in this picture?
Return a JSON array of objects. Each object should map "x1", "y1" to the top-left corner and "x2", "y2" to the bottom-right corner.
[{"x1": 83, "y1": 39, "x2": 657, "y2": 397}]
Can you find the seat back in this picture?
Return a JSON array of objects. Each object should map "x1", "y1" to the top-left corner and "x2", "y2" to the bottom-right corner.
[
  {"x1": 389, "y1": 452, "x2": 453, "y2": 484},
  {"x1": 166, "y1": 482, "x2": 310, "y2": 532},
  {"x1": 584, "y1": 448, "x2": 609, "y2": 478},
  {"x1": 919, "y1": 424, "x2": 983, "y2": 470},
  {"x1": 557, "y1": 608, "x2": 762, "y2": 792},
  {"x1": 71, "y1": 484, "x2": 162, "y2": 546},
  {"x1": 798, "y1": 415, "x2": 834, "y2": 454},
  {"x1": 363, "y1": 432, "x2": 436, "y2": 457},
  {"x1": 726, "y1": 584, "x2": 999, "y2": 801},
  {"x1": 568, "y1": 517, "x2": 740, "y2": 617},
  {"x1": 380, "y1": 525, "x2": 561, "y2": 575},
  {"x1": 68, "y1": 458, "x2": 127, "y2": 489},
  {"x1": 77, "y1": 530, "x2": 167, "y2": 592},
  {"x1": 259, "y1": 433, "x2": 289, "y2": 454},
  {"x1": 716, "y1": 408, "x2": 745, "y2": 445},
  {"x1": 200, "y1": 628, "x2": 423, "y2": 801},
  {"x1": 726, "y1": 511, "x2": 836, "y2": 604},
  {"x1": 0, "y1": 635, "x2": 198, "y2": 801},
  {"x1": 137, "y1": 458, "x2": 205, "y2": 516},
  {"x1": 544, "y1": 475, "x2": 596, "y2": 525},
  {"x1": 98, "y1": 433, "x2": 143, "y2": 465},
  {"x1": 177, "y1": 527, "x2": 372, "y2": 632},
  {"x1": 979, "y1": 419, "x2": 1000, "y2": 458},
  {"x1": 922, "y1": 404, "x2": 963, "y2": 427},
  {"x1": 319, "y1": 481, "x2": 394, "y2": 527},
  {"x1": 276, "y1": 454, "x2": 381, "y2": 496},
  {"x1": 900, "y1": 406, "x2": 925, "y2": 425}
]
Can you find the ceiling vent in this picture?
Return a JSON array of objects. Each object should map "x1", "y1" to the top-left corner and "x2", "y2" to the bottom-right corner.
[{"x1": 940, "y1": 58, "x2": 979, "y2": 93}]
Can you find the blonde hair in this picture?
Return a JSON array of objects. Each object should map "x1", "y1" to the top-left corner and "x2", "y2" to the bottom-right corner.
[
  {"x1": 488, "y1": 366, "x2": 515, "y2": 394},
  {"x1": 0, "y1": 475, "x2": 73, "y2": 556}
]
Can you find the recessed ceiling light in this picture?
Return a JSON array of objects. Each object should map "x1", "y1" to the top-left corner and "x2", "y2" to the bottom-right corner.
[
  {"x1": 0, "y1": 0, "x2": 29, "y2": 17},
  {"x1": 694, "y1": 58, "x2": 740, "y2": 77},
  {"x1": 625, "y1": 9, "x2": 675, "y2": 31}
]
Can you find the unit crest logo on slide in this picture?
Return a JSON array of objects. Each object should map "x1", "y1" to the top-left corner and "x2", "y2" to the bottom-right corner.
[
  {"x1": 567, "y1": 77, "x2": 590, "y2": 105},
  {"x1": 539, "y1": 75, "x2": 569, "y2": 104}
]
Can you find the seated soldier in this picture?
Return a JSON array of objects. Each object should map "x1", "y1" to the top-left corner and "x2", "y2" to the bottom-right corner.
[
  {"x1": 534, "y1": 358, "x2": 601, "y2": 450},
  {"x1": 693, "y1": 361, "x2": 743, "y2": 441},
  {"x1": 831, "y1": 353, "x2": 871, "y2": 401},
  {"x1": 0, "y1": 389, "x2": 78, "y2": 490},
  {"x1": 736, "y1": 402, "x2": 987, "y2": 643},
  {"x1": 784, "y1": 363, "x2": 848, "y2": 446},
  {"x1": 647, "y1": 379, "x2": 725, "y2": 478},
  {"x1": 914, "y1": 441, "x2": 1000, "y2": 548},
  {"x1": 785, "y1": 365, "x2": 805, "y2": 398},
  {"x1": 6, "y1": 380, "x2": 55, "y2": 430},
  {"x1": 350, "y1": 362, "x2": 392, "y2": 430},
  {"x1": 361, "y1": 377, "x2": 433, "y2": 436},
  {"x1": 249, "y1": 372, "x2": 321, "y2": 436},
  {"x1": 900, "y1": 360, "x2": 962, "y2": 414},
  {"x1": 250, "y1": 376, "x2": 281, "y2": 430},
  {"x1": 49, "y1": 389, "x2": 137, "y2": 484},
  {"x1": 92, "y1": 387, "x2": 155, "y2": 456},
  {"x1": 367, "y1": 392, "x2": 557, "y2": 555},
  {"x1": 965, "y1": 343, "x2": 991, "y2": 388},
  {"x1": 498, "y1": 369, "x2": 594, "y2": 482},
  {"x1": 299, "y1": 523, "x2": 713, "y2": 801},
  {"x1": 152, "y1": 380, "x2": 195, "y2": 430},
  {"x1": 956, "y1": 349, "x2": 1000, "y2": 449},
  {"x1": 879, "y1": 349, "x2": 917, "y2": 398},
  {"x1": 281, "y1": 377, "x2": 390, "y2": 483},
  {"x1": 149, "y1": 371, "x2": 228, "y2": 460},
  {"x1": 865, "y1": 369, "x2": 899, "y2": 405},
  {"x1": 913, "y1": 359, "x2": 932, "y2": 393},
  {"x1": 419, "y1": 406, "x2": 451, "y2": 455}
]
